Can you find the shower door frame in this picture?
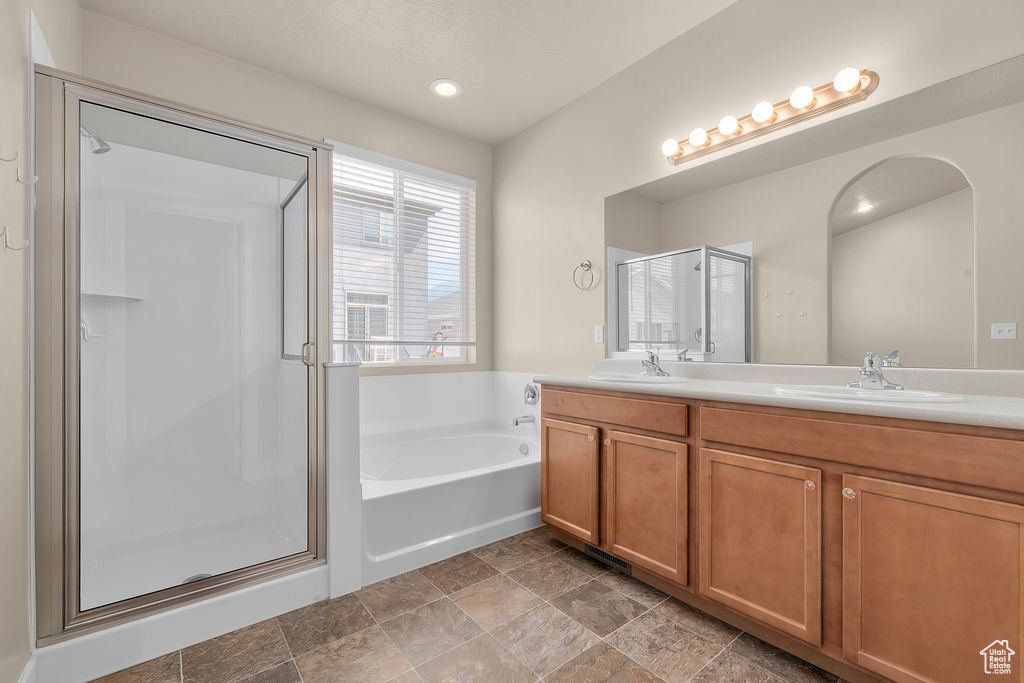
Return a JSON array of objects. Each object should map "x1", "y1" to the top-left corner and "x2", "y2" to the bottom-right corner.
[
  {"x1": 700, "y1": 246, "x2": 754, "y2": 363},
  {"x1": 33, "y1": 67, "x2": 332, "y2": 645}
]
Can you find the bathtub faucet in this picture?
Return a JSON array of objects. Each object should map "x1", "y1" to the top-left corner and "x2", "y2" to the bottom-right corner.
[{"x1": 512, "y1": 415, "x2": 535, "y2": 426}]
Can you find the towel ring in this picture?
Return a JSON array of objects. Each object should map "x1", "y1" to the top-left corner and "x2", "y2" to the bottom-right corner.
[
  {"x1": 16, "y1": 167, "x2": 38, "y2": 185},
  {"x1": 1, "y1": 226, "x2": 29, "y2": 251},
  {"x1": 573, "y1": 260, "x2": 594, "y2": 290}
]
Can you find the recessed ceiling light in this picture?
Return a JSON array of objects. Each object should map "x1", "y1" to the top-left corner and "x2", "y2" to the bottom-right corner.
[
  {"x1": 857, "y1": 202, "x2": 875, "y2": 213},
  {"x1": 430, "y1": 78, "x2": 462, "y2": 98}
]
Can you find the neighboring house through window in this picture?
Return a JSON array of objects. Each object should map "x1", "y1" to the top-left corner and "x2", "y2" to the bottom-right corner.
[{"x1": 328, "y1": 141, "x2": 476, "y2": 364}]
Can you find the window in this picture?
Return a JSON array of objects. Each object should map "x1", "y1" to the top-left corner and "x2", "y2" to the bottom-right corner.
[
  {"x1": 345, "y1": 292, "x2": 392, "y2": 363},
  {"x1": 360, "y1": 210, "x2": 394, "y2": 245},
  {"x1": 329, "y1": 141, "x2": 476, "y2": 364}
]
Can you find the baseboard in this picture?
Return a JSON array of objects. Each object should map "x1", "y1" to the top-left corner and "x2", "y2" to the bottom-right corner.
[
  {"x1": 362, "y1": 509, "x2": 542, "y2": 585},
  {"x1": 34, "y1": 565, "x2": 328, "y2": 683}
]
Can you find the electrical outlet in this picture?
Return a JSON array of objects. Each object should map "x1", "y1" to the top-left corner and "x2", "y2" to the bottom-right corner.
[
  {"x1": 594, "y1": 325, "x2": 605, "y2": 343},
  {"x1": 991, "y1": 323, "x2": 1017, "y2": 340}
]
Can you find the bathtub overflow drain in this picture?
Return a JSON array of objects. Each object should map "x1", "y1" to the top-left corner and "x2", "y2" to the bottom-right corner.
[{"x1": 519, "y1": 442, "x2": 530, "y2": 455}]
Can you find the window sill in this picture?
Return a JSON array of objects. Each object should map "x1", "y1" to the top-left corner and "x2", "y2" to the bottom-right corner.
[{"x1": 358, "y1": 362, "x2": 485, "y2": 377}]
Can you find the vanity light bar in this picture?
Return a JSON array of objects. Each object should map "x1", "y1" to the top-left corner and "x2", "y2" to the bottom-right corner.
[{"x1": 662, "y1": 68, "x2": 880, "y2": 165}]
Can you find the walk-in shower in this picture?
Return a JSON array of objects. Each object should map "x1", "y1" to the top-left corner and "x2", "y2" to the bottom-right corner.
[{"x1": 34, "y1": 68, "x2": 331, "y2": 642}]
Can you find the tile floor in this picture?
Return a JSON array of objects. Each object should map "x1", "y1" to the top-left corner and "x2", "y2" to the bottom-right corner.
[{"x1": 91, "y1": 526, "x2": 851, "y2": 683}]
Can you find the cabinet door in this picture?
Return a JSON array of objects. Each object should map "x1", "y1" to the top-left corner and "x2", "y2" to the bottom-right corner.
[
  {"x1": 843, "y1": 475, "x2": 1024, "y2": 683},
  {"x1": 541, "y1": 418, "x2": 600, "y2": 544},
  {"x1": 699, "y1": 449, "x2": 822, "y2": 645},
  {"x1": 605, "y1": 431, "x2": 688, "y2": 584}
]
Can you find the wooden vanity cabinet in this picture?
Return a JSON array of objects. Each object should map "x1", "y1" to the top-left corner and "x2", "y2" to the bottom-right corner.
[
  {"x1": 540, "y1": 418, "x2": 600, "y2": 544},
  {"x1": 542, "y1": 387, "x2": 1024, "y2": 683},
  {"x1": 605, "y1": 430, "x2": 688, "y2": 584},
  {"x1": 701, "y1": 403, "x2": 1024, "y2": 683},
  {"x1": 698, "y1": 448, "x2": 822, "y2": 645},
  {"x1": 842, "y1": 475, "x2": 1024, "y2": 683},
  {"x1": 540, "y1": 387, "x2": 690, "y2": 585}
]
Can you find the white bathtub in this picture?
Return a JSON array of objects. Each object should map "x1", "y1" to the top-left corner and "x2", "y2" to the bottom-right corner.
[{"x1": 361, "y1": 425, "x2": 541, "y2": 583}]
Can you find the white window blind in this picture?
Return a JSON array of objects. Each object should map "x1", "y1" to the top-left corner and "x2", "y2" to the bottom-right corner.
[
  {"x1": 328, "y1": 141, "x2": 476, "y2": 364},
  {"x1": 619, "y1": 255, "x2": 687, "y2": 349}
]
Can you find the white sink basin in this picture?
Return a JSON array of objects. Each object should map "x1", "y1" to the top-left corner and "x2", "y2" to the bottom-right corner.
[
  {"x1": 588, "y1": 374, "x2": 689, "y2": 384},
  {"x1": 775, "y1": 385, "x2": 965, "y2": 403}
]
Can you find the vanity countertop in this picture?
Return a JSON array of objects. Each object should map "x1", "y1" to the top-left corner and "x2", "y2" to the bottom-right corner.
[{"x1": 533, "y1": 372, "x2": 1024, "y2": 432}]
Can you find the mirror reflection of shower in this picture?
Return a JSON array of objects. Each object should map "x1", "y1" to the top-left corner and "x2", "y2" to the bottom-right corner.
[
  {"x1": 80, "y1": 125, "x2": 111, "y2": 154},
  {"x1": 615, "y1": 244, "x2": 753, "y2": 362}
]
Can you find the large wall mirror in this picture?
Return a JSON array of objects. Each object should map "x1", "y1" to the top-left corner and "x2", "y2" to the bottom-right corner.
[{"x1": 606, "y1": 54, "x2": 1024, "y2": 370}]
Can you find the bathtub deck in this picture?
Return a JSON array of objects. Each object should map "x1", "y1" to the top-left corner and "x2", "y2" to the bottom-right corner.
[{"x1": 88, "y1": 525, "x2": 843, "y2": 683}]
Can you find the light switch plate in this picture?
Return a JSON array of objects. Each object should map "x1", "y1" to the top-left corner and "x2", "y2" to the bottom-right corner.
[
  {"x1": 991, "y1": 323, "x2": 1017, "y2": 340},
  {"x1": 594, "y1": 325, "x2": 605, "y2": 343}
]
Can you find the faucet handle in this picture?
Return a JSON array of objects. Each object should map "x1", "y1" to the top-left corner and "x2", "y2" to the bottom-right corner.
[
  {"x1": 863, "y1": 351, "x2": 877, "y2": 368},
  {"x1": 646, "y1": 350, "x2": 659, "y2": 363},
  {"x1": 882, "y1": 350, "x2": 901, "y2": 367}
]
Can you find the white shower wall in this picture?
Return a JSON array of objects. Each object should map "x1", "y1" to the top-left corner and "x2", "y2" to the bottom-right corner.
[
  {"x1": 78, "y1": 139, "x2": 309, "y2": 610},
  {"x1": 359, "y1": 371, "x2": 541, "y2": 440}
]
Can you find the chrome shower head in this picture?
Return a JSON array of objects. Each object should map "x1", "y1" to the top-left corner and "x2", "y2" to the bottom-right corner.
[{"x1": 80, "y1": 125, "x2": 111, "y2": 155}]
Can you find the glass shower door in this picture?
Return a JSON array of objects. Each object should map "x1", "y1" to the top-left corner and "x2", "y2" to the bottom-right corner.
[
  {"x1": 705, "y1": 249, "x2": 751, "y2": 362},
  {"x1": 76, "y1": 99, "x2": 315, "y2": 611}
]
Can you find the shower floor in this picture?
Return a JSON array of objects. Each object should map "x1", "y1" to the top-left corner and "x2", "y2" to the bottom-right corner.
[
  {"x1": 89, "y1": 525, "x2": 843, "y2": 683},
  {"x1": 80, "y1": 514, "x2": 304, "y2": 611}
]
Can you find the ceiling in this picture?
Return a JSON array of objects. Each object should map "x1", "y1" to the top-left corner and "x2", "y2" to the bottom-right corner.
[
  {"x1": 79, "y1": 0, "x2": 737, "y2": 146},
  {"x1": 830, "y1": 157, "x2": 971, "y2": 236}
]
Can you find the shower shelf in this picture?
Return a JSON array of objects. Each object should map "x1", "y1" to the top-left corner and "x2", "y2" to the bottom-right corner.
[{"x1": 81, "y1": 292, "x2": 143, "y2": 302}]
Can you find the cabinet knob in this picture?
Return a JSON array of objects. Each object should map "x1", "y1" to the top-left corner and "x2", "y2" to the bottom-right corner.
[
  {"x1": 587, "y1": 434, "x2": 595, "y2": 442},
  {"x1": 604, "y1": 438, "x2": 611, "y2": 446},
  {"x1": 804, "y1": 480, "x2": 816, "y2": 491},
  {"x1": 842, "y1": 487, "x2": 857, "y2": 500}
]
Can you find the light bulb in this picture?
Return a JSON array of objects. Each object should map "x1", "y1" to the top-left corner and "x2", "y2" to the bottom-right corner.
[
  {"x1": 789, "y1": 85, "x2": 815, "y2": 109},
  {"x1": 661, "y1": 138, "x2": 680, "y2": 156},
  {"x1": 429, "y1": 78, "x2": 462, "y2": 98},
  {"x1": 718, "y1": 115, "x2": 740, "y2": 136},
  {"x1": 752, "y1": 101, "x2": 775, "y2": 123},
  {"x1": 688, "y1": 128, "x2": 709, "y2": 147},
  {"x1": 833, "y1": 68, "x2": 862, "y2": 93},
  {"x1": 857, "y1": 203, "x2": 874, "y2": 213}
]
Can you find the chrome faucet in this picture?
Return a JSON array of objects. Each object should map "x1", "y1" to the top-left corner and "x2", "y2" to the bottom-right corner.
[
  {"x1": 847, "y1": 352, "x2": 903, "y2": 390},
  {"x1": 677, "y1": 349, "x2": 693, "y2": 361},
  {"x1": 641, "y1": 350, "x2": 670, "y2": 377},
  {"x1": 881, "y1": 350, "x2": 901, "y2": 367},
  {"x1": 512, "y1": 415, "x2": 535, "y2": 426}
]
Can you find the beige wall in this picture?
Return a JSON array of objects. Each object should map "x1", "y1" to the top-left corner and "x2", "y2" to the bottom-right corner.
[
  {"x1": 832, "y1": 189, "x2": 974, "y2": 368},
  {"x1": 493, "y1": 0, "x2": 1024, "y2": 374},
  {"x1": 80, "y1": 11, "x2": 494, "y2": 376},
  {"x1": 657, "y1": 102, "x2": 1024, "y2": 368},
  {"x1": 1, "y1": 1, "x2": 81, "y2": 677},
  {"x1": 605, "y1": 191, "x2": 660, "y2": 253}
]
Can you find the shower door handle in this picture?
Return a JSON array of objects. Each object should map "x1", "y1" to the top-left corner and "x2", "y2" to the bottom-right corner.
[{"x1": 302, "y1": 342, "x2": 315, "y2": 366}]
